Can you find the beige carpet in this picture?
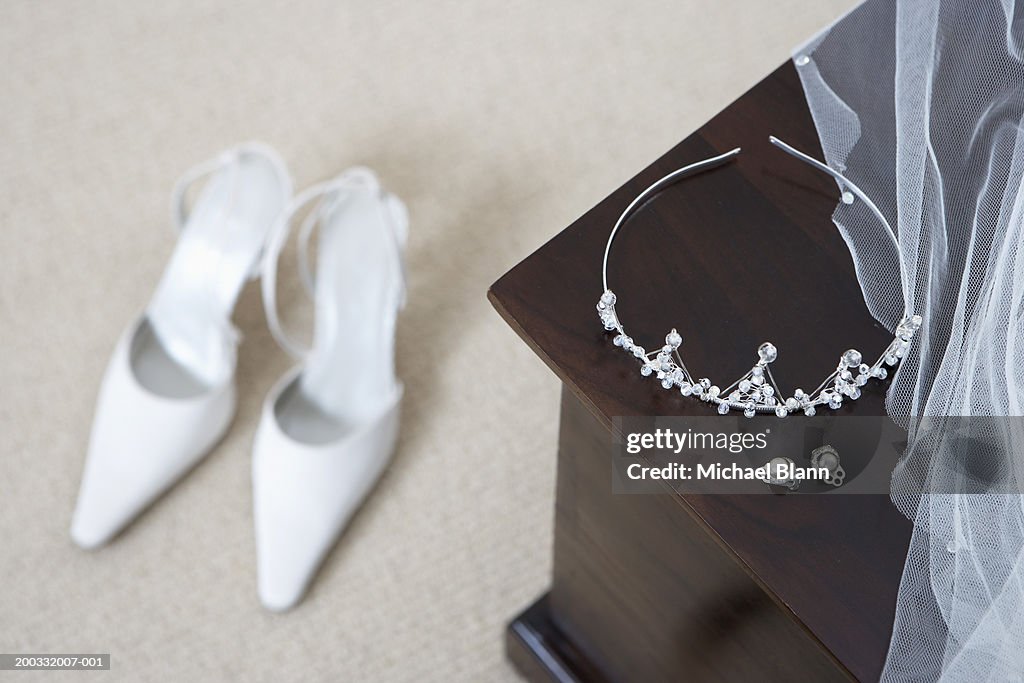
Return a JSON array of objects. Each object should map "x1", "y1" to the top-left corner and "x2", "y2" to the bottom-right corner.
[{"x1": 0, "y1": 1, "x2": 856, "y2": 680}]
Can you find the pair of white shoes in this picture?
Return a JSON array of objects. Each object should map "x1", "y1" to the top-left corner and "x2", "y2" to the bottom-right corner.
[{"x1": 70, "y1": 143, "x2": 408, "y2": 612}]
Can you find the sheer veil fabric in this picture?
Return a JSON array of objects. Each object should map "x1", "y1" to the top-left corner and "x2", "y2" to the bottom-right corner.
[{"x1": 795, "y1": 0, "x2": 1024, "y2": 679}]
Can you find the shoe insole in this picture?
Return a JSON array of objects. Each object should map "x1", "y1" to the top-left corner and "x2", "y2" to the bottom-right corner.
[
  {"x1": 130, "y1": 318, "x2": 210, "y2": 398},
  {"x1": 140, "y1": 155, "x2": 286, "y2": 393},
  {"x1": 275, "y1": 187, "x2": 404, "y2": 444}
]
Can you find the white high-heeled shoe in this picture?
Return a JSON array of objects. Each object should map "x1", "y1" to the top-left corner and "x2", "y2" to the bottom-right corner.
[
  {"x1": 71, "y1": 143, "x2": 292, "y2": 549},
  {"x1": 252, "y1": 167, "x2": 408, "y2": 611}
]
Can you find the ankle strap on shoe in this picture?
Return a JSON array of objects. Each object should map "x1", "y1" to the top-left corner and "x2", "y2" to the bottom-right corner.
[{"x1": 261, "y1": 168, "x2": 408, "y2": 359}]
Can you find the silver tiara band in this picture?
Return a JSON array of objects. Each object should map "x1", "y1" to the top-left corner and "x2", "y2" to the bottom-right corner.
[{"x1": 597, "y1": 138, "x2": 921, "y2": 418}]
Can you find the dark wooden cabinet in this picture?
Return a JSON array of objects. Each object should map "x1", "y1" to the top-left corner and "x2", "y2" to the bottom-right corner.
[{"x1": 489, "y1": 61, "x2": 912, "y2": 682}]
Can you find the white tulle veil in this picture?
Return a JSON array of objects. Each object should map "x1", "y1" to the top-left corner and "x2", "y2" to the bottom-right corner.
[{"x1": 795, "y1": 0, "x2": 1024, "y2": 679}]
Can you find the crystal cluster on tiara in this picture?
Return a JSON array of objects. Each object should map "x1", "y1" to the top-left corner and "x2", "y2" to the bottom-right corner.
[
  {"x1": 597, "y1": 138, "x2": 922, "y2": 418},
  {"x1": 597, "y1": 288, "x2": 921, "y2": 417}
]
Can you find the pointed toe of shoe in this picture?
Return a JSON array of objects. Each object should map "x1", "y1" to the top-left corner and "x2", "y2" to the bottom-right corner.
[
  {"x1": 252, "y1": 431, "x2": 341, "y2": 613},
  {"x1": 72, "y1": 434, "x2": 178, "y2": 549},
  {"x1": 69, "y1": 510, "x2": 117, "y2": 550},
  {"x1": 72, "y1": 319, "x2": 237, "y2": 548},
  {"x1": 257, "y1": 551, "x2": 315, "y2": 612},
  {"x1": 70, "y1": 469, "x2": 156, "y2": 549},
  {"x1": 71, "y1": 434, "x2": 164, "y2": 549},
  {"x1": 253, "y1": 473, "x2": 335, "y2": 612},
  {"x1": 252, "y1": 375, "x2": 403, "y2": 611},
  {"x1": 258, "y1": 575, "x2": 303, "y2": 612}
]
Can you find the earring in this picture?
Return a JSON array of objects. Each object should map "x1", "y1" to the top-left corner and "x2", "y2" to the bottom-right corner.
[
  {"x1": 810, "y1": 445, "x2": 845, "y2": 487},
  {"x1": 763, "y1": 456, "x2": 800, "y2": 491}
]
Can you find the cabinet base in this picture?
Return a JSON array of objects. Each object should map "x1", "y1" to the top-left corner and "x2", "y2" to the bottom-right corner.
[{"x1": 506, "y1": 594, "x2": 608, "y2": 683}]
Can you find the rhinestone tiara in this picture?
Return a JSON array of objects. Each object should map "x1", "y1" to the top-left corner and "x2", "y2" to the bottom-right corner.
[{"x1": 597, "y1": 138, "x2": 921, "y2": 418}]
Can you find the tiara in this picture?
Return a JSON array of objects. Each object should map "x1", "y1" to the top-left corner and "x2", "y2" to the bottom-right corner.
[{"x1": 597, "y1": 137, "x2": 921, "y2": 417}]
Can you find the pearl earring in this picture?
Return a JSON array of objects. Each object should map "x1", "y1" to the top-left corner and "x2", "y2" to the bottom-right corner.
[{"x1": 810, "y1": 445, "x2": 845, "y2": 487}]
